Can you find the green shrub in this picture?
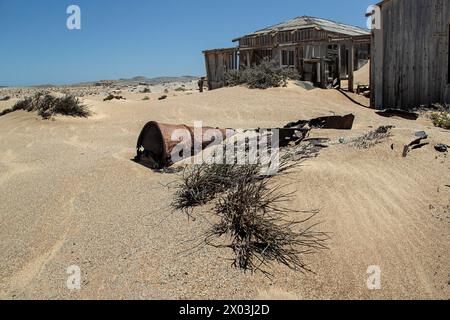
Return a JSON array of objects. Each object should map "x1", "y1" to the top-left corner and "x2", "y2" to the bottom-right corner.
[
  {"x1": 142, "y1": 96, "x2": 150, "y2": 101},
  {"x1": 225, "y1": 58, "x2": 300, "y2": 89},
  {"x1": 431, "y1": 112, "x2": 450, "y2": 130},
  {"x1": 50, "y1": 95, "x2": 90, "y2": 118}
]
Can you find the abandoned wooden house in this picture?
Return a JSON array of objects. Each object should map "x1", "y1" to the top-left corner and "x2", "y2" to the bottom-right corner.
[
  {"x1": 203, "y1": 16, "x2": 371, "y2": 91},
  {"x1": 370, "y1": 0, "x2": 450, "y2": 109}
]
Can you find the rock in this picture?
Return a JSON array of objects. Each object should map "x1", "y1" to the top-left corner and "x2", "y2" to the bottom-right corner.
[
  {"x1": 415, "y1": 131, "x2": 428, "y2": 139},
  {"x1": 434, "y1": 144, "x2": 448, "y2": 153},
  {"x1": 339, "y1": 137, "x2": 348, "y2": 144}
]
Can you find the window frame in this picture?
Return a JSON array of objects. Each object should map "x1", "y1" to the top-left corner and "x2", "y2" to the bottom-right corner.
[{"x1": 281, "y1": 50, "x2": 295, "y2": 67}]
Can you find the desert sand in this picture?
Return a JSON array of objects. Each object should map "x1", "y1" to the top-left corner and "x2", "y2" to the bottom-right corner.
[{"x1": 0, "y1": 83, "x2": 449, "y2": 300}]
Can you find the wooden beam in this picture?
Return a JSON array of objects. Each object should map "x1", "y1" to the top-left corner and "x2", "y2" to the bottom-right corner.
[{"x1": 348, "y1": 42, "x2": 355, "y2": 93}]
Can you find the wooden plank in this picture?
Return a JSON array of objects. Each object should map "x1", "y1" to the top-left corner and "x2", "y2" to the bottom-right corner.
[
  {"x1": 204, "y1": 53, "x2": 212, "y2": 90},
  {"x1": 375, "y1": 0, "x2": 450, "y2": 109}
]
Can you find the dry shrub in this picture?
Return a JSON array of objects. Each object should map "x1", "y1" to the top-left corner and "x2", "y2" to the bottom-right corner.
[
  {"x1": 351, "y1": 126, "x2": 394, "y2": 149},
  {"x1": 104, "y1": 94, "x2": 126, "y2": 101},
  {"x1": 0, "y1": 108, "x2": 13, "y2": 116},
  {"x1": 225, "y1": 70, "x2": 245, "y2": 87},
  {"x1": 172, "y1": 140, "x2": 328, "y2": 274},
  {"x1": 207, "y1": 179, "x2": 328, "y2": 275},
  {"x1": 2, "y1": 92, "x2": 90, "y2": 119},
  {"x1": 172, "y1": 140, "x2": 322, "y2": 214},
  {"x1": 172, "y1": 163, "x2": 260, "y2": 215},
  {"x1": 48, "y1": 95, "x2": 90, "y2": 118},
  {"x1": 226, "y1": 58, "x2": 299, "y2": 89}
]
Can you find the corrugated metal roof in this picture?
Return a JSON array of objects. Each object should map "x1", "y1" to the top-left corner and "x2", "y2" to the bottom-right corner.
[{"x1": 235, "y1": 16, "x2": 370, "y2": 40}]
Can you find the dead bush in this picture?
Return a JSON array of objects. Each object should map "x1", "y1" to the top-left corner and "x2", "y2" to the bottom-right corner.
[
  {"x1": 172, "y1": 139, "x2": 322, "y2": 215},
  {"x1": 172, "y1": 163, "x2": 260, "y2": 215},
  {"x1": 172, "y1": 140, "x2": 328, "y2": 274},
  {"x1": 350, "y1": 126, "x2": 394, "y2": 149},
  {"x1": 206, "y1": 179, "x2": 328, "y2": 275}
]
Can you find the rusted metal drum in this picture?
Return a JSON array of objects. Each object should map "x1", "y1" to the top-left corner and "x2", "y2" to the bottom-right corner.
[{"x1": 135, "y1": 121, "x2": 228, "y2": 169}]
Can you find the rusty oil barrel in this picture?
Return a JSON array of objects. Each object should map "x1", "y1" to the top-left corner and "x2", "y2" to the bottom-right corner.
[{"x1": 135, "y1": 121, "x2": 228, "y2": 169}]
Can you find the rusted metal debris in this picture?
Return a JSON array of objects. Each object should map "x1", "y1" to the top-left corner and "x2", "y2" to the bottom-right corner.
[
  {"x1": 135, "y1": 114, "x2": 355, "y2": 169},
  {"x1": 285, "y1": 114, "x2": 355, "y2": 130},
  {"x1": 255, "y1": 127, "x2": 309, "y2": 148},
  {"x1": 403, "y1": 133, "x2": 430, "y2": 157},
  {"x1": 435, "y1": 144, "x2": 449, "y2": 153},
  {"x1": 135, "y1": 122, "x2": 227, "y2": 169},
  {"x1": 135, "y1": 122, "x2": 310, "y2": 169}
]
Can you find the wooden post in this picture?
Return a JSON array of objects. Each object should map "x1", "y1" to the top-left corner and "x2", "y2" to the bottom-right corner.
[
  {"x1": 348, "y1": 41, "x2": 355, "y2": 93},
  {"x1": 204, "y1": 52, "x2": 212, "y2": 90},
  {"x1": 298, "y1": 45, "x2": 304, "y2": 78},
  {"x1": 337, "y1": 44, "x2": 342, "y2": 89}
]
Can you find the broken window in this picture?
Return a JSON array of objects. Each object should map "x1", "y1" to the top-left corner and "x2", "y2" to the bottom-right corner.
[
  {"x1": 259, "y1": 34, "x2": 272, "y2": 46},
  {"x1": 278, "y1": 32, "x2": 293, "y2": 44},
  {"x1": 282, "y1": 50, "x2": 295, "y2": 66}
]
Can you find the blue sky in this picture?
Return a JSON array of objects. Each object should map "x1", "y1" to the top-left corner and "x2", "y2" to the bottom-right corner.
[{"x1": 0, "y1": 0, "x2": 374, "y2": 86}]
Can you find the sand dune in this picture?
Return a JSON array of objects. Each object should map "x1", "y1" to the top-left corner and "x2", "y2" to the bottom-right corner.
[{"x1": 0, "y1": 85, "x2": 448, "y2": 299}]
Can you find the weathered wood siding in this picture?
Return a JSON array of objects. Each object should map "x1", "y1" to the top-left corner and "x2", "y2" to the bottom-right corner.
[
  {"x1": 372, "y1": 0, "x2": 450, "y2": 109},
  {"x1": 204, "y1": 49, "x2": 239, "y2": 90}
]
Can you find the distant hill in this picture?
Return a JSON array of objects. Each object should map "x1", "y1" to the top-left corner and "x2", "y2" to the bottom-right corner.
[
  {"x1": 30, "y1": 84, "x2": 57, "y2": 88},
  {"x1": 13, "y1": 76, "x2": 199, "y2": 89},
  {"x1": 117, "y1": 76, "x2": 198, "y2": 85},
  {"x1": 73, "y1": 76, "x2": 198, "y2": 87}
]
